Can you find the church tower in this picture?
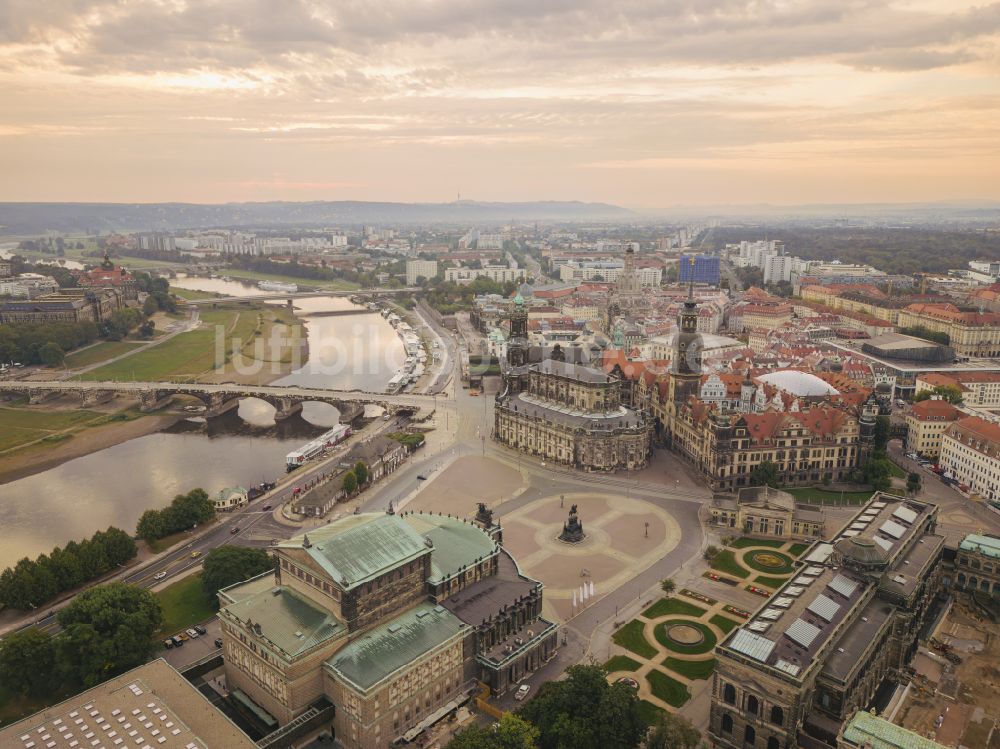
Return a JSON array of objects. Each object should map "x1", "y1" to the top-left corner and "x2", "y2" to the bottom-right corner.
[
  {"x1": 506, "y1": 293, "x2": 529, "y2": 367},
  {"x1": 858, "y1": 393, "x2": 880, "y2": 466},
  {"x1": 669, "y1": 267, "x2": 703, "y2": 404}
]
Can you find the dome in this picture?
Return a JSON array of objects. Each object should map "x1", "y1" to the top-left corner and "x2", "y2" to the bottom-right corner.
[
  {"x1": 834, "y1": 536, "x2": 888, "y2": 568},
  {"x1": 757, "y1": 370, "x2": 840, "y2": 397}
]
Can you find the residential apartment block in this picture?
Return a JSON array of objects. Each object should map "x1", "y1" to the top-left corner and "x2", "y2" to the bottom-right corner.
[{"x1": 940, "y1": 415, "x2": 1000, "y2": 502}]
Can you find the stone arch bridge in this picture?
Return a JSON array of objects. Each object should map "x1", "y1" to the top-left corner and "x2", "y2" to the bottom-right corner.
[{"x1": 0, "y1": 381, "x2": 436, "y2": 421}]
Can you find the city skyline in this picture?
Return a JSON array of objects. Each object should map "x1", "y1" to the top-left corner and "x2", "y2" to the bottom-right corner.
[{"x1": 1, "y1": 1, "x2": 1000, "y2": 208}]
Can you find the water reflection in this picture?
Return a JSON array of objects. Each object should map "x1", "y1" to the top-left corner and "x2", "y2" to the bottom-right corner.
[{"x1": 0, "y1": 410, "x2": 326, "y2": 568}]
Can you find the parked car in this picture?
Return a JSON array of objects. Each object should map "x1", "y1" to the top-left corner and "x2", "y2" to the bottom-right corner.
[
  {"x1": 262, "y1": 505, "x2": 272, "y2": 511},
  {"x1": 171, "y1": 636, "x2": 185, "y2": 647},
  {"x1": 186, "y1": 628, "x2": 200, "y2": 639},
  {"x1": 214, "y1": 638, "x2": 224, "y2": 648},
  {"x1": 514, "y1": 684, "x2": 531, "y2": 701},
  {"x1": 163, "y1": 639, "x2": 174, "y2": 649},
  {"x1": 194, "y1": 624, "x2": 207, "y2": 635}
]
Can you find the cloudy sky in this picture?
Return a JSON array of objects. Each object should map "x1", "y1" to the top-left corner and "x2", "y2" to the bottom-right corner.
[{"x1": 1, "y1": 0, "x2": 999, "y2": 210}]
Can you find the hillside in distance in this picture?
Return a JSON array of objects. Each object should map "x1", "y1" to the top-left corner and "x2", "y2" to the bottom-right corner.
[{"x1": 0, "y1": 200, "x2": 632, "y2": 234}]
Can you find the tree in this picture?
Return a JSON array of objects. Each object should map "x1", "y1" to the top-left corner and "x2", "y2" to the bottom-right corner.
[
  {"x1": 354, "y1": 461, "x2": 369, "y2": 486},
  {"x1": 660, "y1": 578, "x2": 676, "y2": 595},
  {"x1": 862, "y1": 458, "x2": 893, "y2": 493},
  {"x1": 914, "y1": 385, "x2": 963, "y2": 405},
  {"x1": 703, "y1": 545, "x2": 720, "y2": 561},
  {"x1": 342, "y1": 470, "x2": 358, "y2": 495},
  {"x1": 518, "y1": 664, "x2": 645, "y2": 749},
  {"x1": 39, "y1": 341, "x2": 65, "y2": 367},
  {"x1": 749, "y1": 461, "x2": 780, "y2": 488},
  {"x1": 202, "y1": 546, "x2": 274, "y2": 603},
  {"x1": 447, "y1": 714, "x2": 540, "y2": 749},
  {"x1": 136, "y1": 509, "x2": 166, "y2": 542},
  {"x1": 643, "y1": 712, "x2": 702, "y2": 749},
  {"x1": 57, "y1": 583, "x2": 162, "y2": 686},
  {"x1": 138, "y1": 320, "x2": 155, "y2": 338},
  {"x1": 0, "y1": 628, "x2": 57, "y2": 697},
  {"x1": 907, "y1": 472, "x2": 922, "y2": 495},
  {"x1": 874, "y1": 416, "x2": 891, "y2": 452}
]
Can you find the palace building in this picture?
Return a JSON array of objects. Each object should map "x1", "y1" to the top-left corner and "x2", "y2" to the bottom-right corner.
[
  {"x1": 710, "y1": 493, "x2": 945, "y2": 749},
  {"x1": 219, "y1": 509, "x2": 556, "y2": 749}
]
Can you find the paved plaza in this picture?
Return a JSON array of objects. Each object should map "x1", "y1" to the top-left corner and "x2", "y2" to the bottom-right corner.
[{"x1": 405, "y1": 455, "x2": 685, "y2": 623}]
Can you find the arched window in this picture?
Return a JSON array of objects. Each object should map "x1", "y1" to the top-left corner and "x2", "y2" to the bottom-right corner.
[
  {"x1": 723, "y1": 683, "x2": 736, "y2": 705},
  {"x1": 767, "y1": 738, "x2": 780, "y2": 749},
  {"x1": 745, "y1": 725, "x2": 756, "y2": 745},
  {"x1": 770, "y1": 706, "x2": 784, "y2": 725},
  {"x1": 746, "y1": 695, "x2": 760, "y2": 715},
  {"x1": 721, "y1": 714, "x2": 733, "y2": 734}
]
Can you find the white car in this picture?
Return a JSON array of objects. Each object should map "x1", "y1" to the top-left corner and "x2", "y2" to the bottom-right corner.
[
  {"x1": 153, "y1": 571, "x2": 167, "y2": 580},
  {"x1": 186, "y1": 628, "x2": 200, "y2": 639},
  {"x1": 514, "y1": 684, "x2": 531, "y2": 701}
]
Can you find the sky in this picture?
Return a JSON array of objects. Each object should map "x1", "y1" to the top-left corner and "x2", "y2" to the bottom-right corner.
[{"x1": 1, "y1": 0, "x2": 999, "y2": 211}]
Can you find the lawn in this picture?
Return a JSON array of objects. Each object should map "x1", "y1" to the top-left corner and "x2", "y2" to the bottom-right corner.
[
  {"x1": 0, "y1": 406, "x2": 105, "y2": 452},
  {"x1": 64, "y1": 340, "x2": 144, "y2": 369},
  {"x1": 654, "y1": 620, "x2": 718, "y2": 655},
  {"x1": 155, "y1": 573, "x2": 216, "y2": 640},
  {"x1": 645, "y1": 670, "x2": 691, "y2": 708},
  {"x1": 77, "y1": 307, "x2": 259, "y2": 382},
  {"x1": 730, "y1": 537, "x2": 785, "y2": 549},
  {"x1": 709, "y1": 614, "x2": 740, "y2": 635},
  {"x1": 637, "y1": 699, "x2": 665, "y2": 727},
  {"x1": 612, "y1": 619, "x2": 658, "y2": 659},
  {"x1": 754, "y1": 575, "x2": 792, "y2": 589},
  {"x1": 744, "y1": 550, "x2": 795, "y2": 575},
  {"x1": 887, "y1": 460, "x2": 907, "y2": 479},
  {"x1": 171, "y1": 286, "x2": 221, "y2": 300},
  {"x1": 784, "y1": 486, "x2": 874, "y2": 505},
  {"x1": 663, "y1": 657, "x2": 716, "y2": 681},
  {"x1": 642, "y1": 597, "x2": 707, "y2": 619},
  {"x1": 223, "y1": 267, "x2": 359, "y2": 290},
  {"x1": 710, "y1": 550, "x2": 750, "y2": 579},
  {"x1": 788, "y1": 542, "x2": 811, "y2": 557},
  {"x1": 604, "y1": 655, "x2": 643, "y2": 673}
]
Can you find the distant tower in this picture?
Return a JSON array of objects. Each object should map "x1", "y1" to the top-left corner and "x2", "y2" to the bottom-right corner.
[
  {"x1": 507, "y1": 293, "x2": 529, "y2": 367},
  {"x1": 100, "y1": 247, "x2": 115, "y2": 271}
]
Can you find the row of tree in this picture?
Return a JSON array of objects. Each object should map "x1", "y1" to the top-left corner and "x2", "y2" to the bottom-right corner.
[
  {"x1": 0, "y1": 528, "x2": 137, "y2": 611},
  {"x1": 446, "y1": 665, "x2": 703, "y2": 749},
  {"x1": 0, "y1": 583, "x2": 162, "y2": 695},
  {"x1": 136, "y1": 488, "x2": 216, "y2": 543},
  {"x1": 424, "y1": 277, "x2": 520, "y2": 315},
  {"x1": 0, "y1": 320, "x2": 102, "y2": 365},
  {"x1": 899, "y1": 325, "x2": 950, "y2": 346}
]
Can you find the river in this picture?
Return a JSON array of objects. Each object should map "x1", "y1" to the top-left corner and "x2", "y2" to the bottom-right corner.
[
  {"x1": 0, "y1": 276, "x2": 407, "y2": 568},
  {"x1": 0, "y1": 412, "x2": 325, "y2": 568},
  {"x1": 171, "y1": 275, "x2": 407, "y2": 391}
]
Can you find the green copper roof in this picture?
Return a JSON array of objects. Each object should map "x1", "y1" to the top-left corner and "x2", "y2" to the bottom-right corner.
[
  {"x1": 325, "y1": 602, "x2": 465, "y2": 693},
  {"x1": 222, "y1": 584, "x2": 345, "y2": 659},
  {"x1": 513, "y1": 293, "x2": 524, "y2": 305},
  {"x1": 276, "y1": 513, "x2": 429, "y2": 591},
  {"x1": 401, "y1": 513, "x2": 498, "y2": 584},
  {"x1": 841, "y1": 711, "x2": 947, "y2": 749},
  {"x1": 960, "y1": 534, "x2": 1000, "y2": 559}
]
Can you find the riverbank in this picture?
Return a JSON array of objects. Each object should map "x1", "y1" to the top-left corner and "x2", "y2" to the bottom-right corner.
[{"x1": 0, "y1": 402, "x2": 178, "y2": 484}]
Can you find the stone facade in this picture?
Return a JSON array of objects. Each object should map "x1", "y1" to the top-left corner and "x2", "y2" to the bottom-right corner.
[
  {"x1": 219, "y1": 511, "x2": 557, "y2": 749},
  {"x1": 710, "y1": 494, "x2": 945, "y2": 749},
  {"x1": 494, "y1": 358, "x2": 652, "y2": 472},
  {"x1": 710, "y1": 486, "x2": 825, "y2": 540}
]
